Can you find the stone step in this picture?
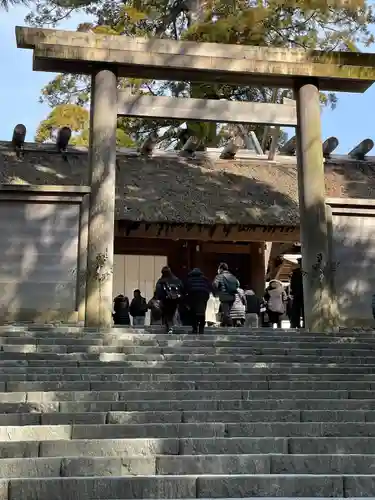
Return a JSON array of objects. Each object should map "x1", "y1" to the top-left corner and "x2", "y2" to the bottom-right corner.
[
  {"x1": 3, "y1": 372, "x2": 375, "y2": 382},
  {"x1": 0, "y1": 390, "x2": 245, "y2": 403},
  {"x1": 4, "y1": 408, "x2": 373, "y2": 426},
  {"x1": 12, "y1": 332, "x2": 375, "y2": 340},
  {"x1": 0, "y1": 437, "x2": 278, "y2": 458},
  {"x1": 31, "y1": 437, "x2": 375, "y2": 457},
  {"x1": 0, "y1": 423, "x2": 228, "y2": 440},
  {"x1": 5, "y1": 344, "x2": 375, "y2": 357},
  {"x1": 1, "y1": 331, "x2": 375, "y2": 343},
  {"x1": 6, "y1": 361, "x2": 375, "y2": 372},
  {"x1": 5, "y1": 473, "x2": 375, "y2": 498},
  {"x1": 2, "y1": 381, "x2": 255, "y2": 392},
  {"x1": 1, "y1": 422, "x2": 375, "y2": 441},
  {"x1": 11, "y1": 380, "x2": 375, "y2": 392},
  {"x1": 0, "y1": 325, "x2": 358, "y2": 334},
  {"x1": 0, "y1": 325, "x2": 371, "y2": 335},
  {"x1": 5, "y1": 398, "x2": 375, "y2": 414},
  {"x1": 4, "y1": 380, "x2": 375, "y2": 392},
  {"x1": 6, "y1": 362, "x2": 375, "y2": 374},
  {"x1": 3, "y1": 398, "x2": 374, "y2": 414},
  {"x1": 3, "y1": 453, "x2": 375, "y2": 478},
  {"x1": 122, "y1": 399, "x2": 375, "y2": 413},
  {"x1": 2, "y1": 373, "x2": 375, "y2": 383},
  {"x1": 4, "y1": 352, "x2": 375, "y2": 364},
  {"x1": 156, "y1": 454, "x2": 375, "y2": 475},
  {"x1": 0, "y1": 410, "x2": 302, "y2": 425},
  {"x1": 9, "y1": 436, "x2": 375, "y2": 458},
  {"x1": 5, "y1": 365, "x2": 375, "y2": 375},
  {"x1": 3, "y1": 389, "x2": 375, "y2": 404},
  {"x1": 3, "y1": 337, "x2": 375, "y2": 348}
]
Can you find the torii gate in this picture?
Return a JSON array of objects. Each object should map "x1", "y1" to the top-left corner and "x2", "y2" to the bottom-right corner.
[{"x1": 15, "y1": 27, "x2": 375, "y2": 331}]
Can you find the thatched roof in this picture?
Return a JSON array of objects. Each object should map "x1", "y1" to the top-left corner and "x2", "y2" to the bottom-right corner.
[{"x1": 1, "y1": 141, "x2": 375, "y2": 227}]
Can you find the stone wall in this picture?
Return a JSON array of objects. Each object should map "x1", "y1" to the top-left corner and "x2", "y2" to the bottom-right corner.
[
  {"x1": 0, "y1": 186, "x2": 90, "y2": 322},
  {"x1": 328, "y1": 198, "x2": 375, "y2": 327}
]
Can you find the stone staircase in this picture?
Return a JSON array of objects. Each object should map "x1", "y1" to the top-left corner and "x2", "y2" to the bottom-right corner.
[{"x1": 0, "y1": 325, "x2": 374, "y2": 498}]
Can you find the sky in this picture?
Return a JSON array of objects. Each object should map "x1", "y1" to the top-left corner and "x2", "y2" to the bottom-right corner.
[{"x1": 1, "y1": 6, "x2": 375, "y2": 154}]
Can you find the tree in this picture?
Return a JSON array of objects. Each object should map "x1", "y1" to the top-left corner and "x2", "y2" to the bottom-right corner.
[
  {"x1": 35, "y1": 103, "x2": 135, "y2": 147},
  {"x1": 1, "y1": 0, "x2": 28, "y2": 11},
  {"x1": 30, "y1": 0, "x2": 374, "y2": 150}
]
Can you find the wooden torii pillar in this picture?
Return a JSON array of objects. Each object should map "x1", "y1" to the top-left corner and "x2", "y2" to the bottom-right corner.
[
  {"x1": 295, "y1": 81, "x2": 335, "y2": 332},
  {"x1": 84, "y1": 69, "x2": 118, "y2": 328}
]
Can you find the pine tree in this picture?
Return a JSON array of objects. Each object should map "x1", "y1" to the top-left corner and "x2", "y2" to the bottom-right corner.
[{"x1": 29, "y1": 0, "x2": 375, "y2": 149}]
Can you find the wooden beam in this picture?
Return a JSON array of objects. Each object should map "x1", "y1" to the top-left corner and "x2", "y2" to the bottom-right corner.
[
  {"x1": 117, "y1": 93, "x2": 297, "y2": 127},
  {"x1": 116, "y1": 222, "x2": 299, "y2": 243},
  {"x1": 17, "y1": 27, "x2": 375, "y2": 92},
  {"x1": 201, "y1": 242, "x2": 251, "y2": 254},
  {"x1": 31, "y1": 44, "x2": 372, "y2": 92},
  {"x1": 16, "y1": 27, "x2": 375, "y2": 68}
]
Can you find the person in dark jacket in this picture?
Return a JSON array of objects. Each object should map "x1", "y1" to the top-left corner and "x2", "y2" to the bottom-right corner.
[
  {"x1": 178, "y1": 299, "x2": 192, "y2": 327},
  {"x1": 264, "y1": 279, "x2": 287, "y2": 328},
  {"x1": 148, "y1": 295, "x2": 163, "y2": 325},
  {"x1": 130, "y1": 289, "x2": 148, "y2": 327},
  {"x1": 212, "y1": 262, "x2": 240, "y2": 327},
  {"x1": 290, "y1": 258, "x2": 304, "y2": 328},
  {"x1": 243, "y1": 287, "x2": 261, "y2": 328},
  {"x1": 185, "y1": 268, "x2": 212, "y2": 334},
  {"x1": 155, "y1": 266, "x2": 183, "y2": 333},
  {"x1": 112, "y1": 295, "x2": 131, "y2": 326}
]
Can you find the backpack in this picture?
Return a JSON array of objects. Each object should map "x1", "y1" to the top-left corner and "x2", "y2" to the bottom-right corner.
[
  {"x1": 163, "y1": 282, "x2": 181, "y2": 301},
  {"x1": 223, "y1": 274, "x2": 238, "y2": 295}
]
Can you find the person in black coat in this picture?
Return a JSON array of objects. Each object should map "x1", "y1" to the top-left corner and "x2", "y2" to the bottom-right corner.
[
  {"x1": 129, "y1": 289, "x2": 148, "y2": 327},
  {"x1": 155, "y1": 266, "x2": 183, "y2": 333},
  {"x1": 112, "y1": 295, "x2": 131, "y2": 326},
  {"x1": 185, "y1": 268, "x2": 212, "y2": 334}
]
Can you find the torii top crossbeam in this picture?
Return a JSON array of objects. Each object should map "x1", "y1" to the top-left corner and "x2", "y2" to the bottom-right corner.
[{"x1": 16, "y1": 26, "x2": 375, "y2": 92}]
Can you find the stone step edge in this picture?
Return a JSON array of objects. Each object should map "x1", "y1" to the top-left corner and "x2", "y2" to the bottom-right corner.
[
  {"x1": 1, "y1": 452, "x2": 375, "y2": 460},
  {"x1": 4, "y1": 472, "x2": 375, "y2": 498},
  {"x1": 6, "y1": 398, "x2": 375, "y2": 410},
  {"x1": 2, "y1": 409, "x2": 375, "y2": 422},
  {"x1": 4, "y1": 453, "x2": 375, "y2": 478},
  {"x1": 6, "y1": 421, "x2": 375, "y2": 434},
  {"x1": 2, "y1": 389, "x2": 375, "y2": 399}
]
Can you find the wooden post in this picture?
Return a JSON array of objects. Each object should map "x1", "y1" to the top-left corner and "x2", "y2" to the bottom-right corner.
[
  {"x1": 77, "y1": 193, "x2": 89, "y2": 323},
  {"x1": 250, "y1": 242, "x2": 266, "y2": 298},
  {"x1": 85, "y1": 69, "x2": 117, "y2": 328},
  {"x1": 295, "y1": 81, "x2": 333, "y2": 332}
]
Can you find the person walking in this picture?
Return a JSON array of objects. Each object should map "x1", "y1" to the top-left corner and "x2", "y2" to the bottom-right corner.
[
  {"x1": 185, "y1": 268, "x2": 212, "y2": 334},
  {"x1": 212, "y1": 263, "x2": 240, "y2": 327},
  {"x1": 243, "y1": 286, "x2": 261, "y2": 328},
  {"x1": 155, "y1": 266, "x2": 183, "y2": 334},
  {"x1": 147, "y1": 295, "x2": 163, "y2": 326},
  {"x1": 264, "y1": 279, "x2": 287, "y2": 328},
  {"x1": 112, "y1": 295, "x2": 131, "y2": 326},
  {"x1": 229, "y1": 287, "x2": 247, "y2": 327},
  {"x1": 129, "y1": 289, "x2": 148, "y2": 327}
]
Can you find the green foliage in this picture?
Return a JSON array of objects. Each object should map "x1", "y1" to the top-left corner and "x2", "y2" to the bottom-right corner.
[
  {"x1": 0, "y1": 0, "x2": 28, "y2": 11},
  {"x1": 35, "y1": 104, "x2": 89, "y2": 143},
  {"x1": 35, "y1": 103, "x2": 135, "y2": 147},
  {"x1": 29, "y1": 0, "x2": 375, "y2": 149}
]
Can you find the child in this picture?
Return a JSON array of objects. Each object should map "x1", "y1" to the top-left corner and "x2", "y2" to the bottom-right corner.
[
  {"x1": 229, "y1": 288, "x2": 246, "y2": 327},
  {"x1": 148, "y1": 296, "x2": 163, "y2": 325}
]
